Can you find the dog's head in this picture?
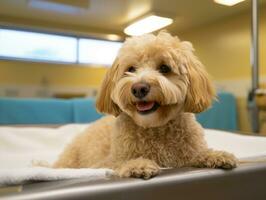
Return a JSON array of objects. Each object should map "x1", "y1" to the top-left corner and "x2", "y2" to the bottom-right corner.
[{"x1": 96, "y1": 31, "x2": 215, "y2": 128}]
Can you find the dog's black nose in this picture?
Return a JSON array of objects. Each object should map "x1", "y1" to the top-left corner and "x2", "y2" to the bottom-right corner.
[{"x1": 131, "y1": 82, "x2": 150, "y2": 99}]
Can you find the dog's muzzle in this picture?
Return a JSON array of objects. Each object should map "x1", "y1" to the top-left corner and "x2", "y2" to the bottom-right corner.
[{"x1": 131, "y1": 82, "x2": 160, "y2": 115}]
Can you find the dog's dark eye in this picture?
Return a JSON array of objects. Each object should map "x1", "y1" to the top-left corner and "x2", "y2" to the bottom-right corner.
[
  {"x1": 127, "y1": 66, "x2": 136, "y2": 73},
  {"x1": 159, "y1": 65, "x2": 171, "y2": 74}
]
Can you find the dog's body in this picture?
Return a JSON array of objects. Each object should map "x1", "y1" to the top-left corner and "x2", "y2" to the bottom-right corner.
[{"x1": 54, "y1": 32, "x2": 238, "y2": 179}]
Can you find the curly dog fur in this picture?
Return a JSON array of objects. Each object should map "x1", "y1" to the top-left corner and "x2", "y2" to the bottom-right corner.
[{"x1": 54, "y1": 31, "x2": 238, "y2": 179}]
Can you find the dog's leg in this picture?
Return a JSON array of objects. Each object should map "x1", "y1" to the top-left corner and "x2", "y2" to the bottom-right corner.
[
  {"x1": 191, "y1": 149, "x2": 238, "y2": 169},
  {"x1": 116, "y1": 157, "x2": 160, "y2": 179}
]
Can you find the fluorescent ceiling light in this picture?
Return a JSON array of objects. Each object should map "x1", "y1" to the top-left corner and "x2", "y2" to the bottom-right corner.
[
  {"x1": 214, "y1": 0, "x2": 245, "y2": 6},
  {"x1": 124, "y1": 15, "x2": 173, "y2": 36}
]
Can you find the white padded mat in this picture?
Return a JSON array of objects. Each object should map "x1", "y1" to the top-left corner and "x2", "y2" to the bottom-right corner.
[
  {"x1": 0, "y1": 124, "x2": 266, "y2": 185},
  {"x1": 205, "y1": 129, "x2": 266, "y2": 159},
  {"x1": 0, "y1": 124, "x2": 88, "y2": 169},
  {"x1": 0, "y1": 124, "x2": 114, "y2": 186}
]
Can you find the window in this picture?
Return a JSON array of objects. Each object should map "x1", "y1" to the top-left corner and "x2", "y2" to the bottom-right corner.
[
  {"x1": 79, "y1": 38, "x2": 122, "y2": 66},
  {"x1": 0, "y1": 28, "x2": 123, "y2": 66},
  {"x1": 0, "y1": 29, "x2": 77, "y2": 63}
]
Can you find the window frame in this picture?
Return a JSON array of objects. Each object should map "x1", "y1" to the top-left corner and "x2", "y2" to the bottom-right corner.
[{"x1": 0, "y1": 25, "x2": 123, "y2": 66}]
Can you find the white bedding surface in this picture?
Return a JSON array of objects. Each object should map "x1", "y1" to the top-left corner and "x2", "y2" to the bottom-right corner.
[
  {"x1": 0, "y1": 124, "x2": 88, "y2": 169},
  {"x1": 0, "y1": 124, "x2": 114, "y2": 186},
  {"x1": 0, "y1": 124, "x2": 266, "y2": 185},
  {"x1": 205, "y1": 129, "x2": 266, "y2": 159}
]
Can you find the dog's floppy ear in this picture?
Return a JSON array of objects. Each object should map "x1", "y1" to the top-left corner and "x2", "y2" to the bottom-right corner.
[
  {"x1": 96, "y1": 59, "x2": 121, "y2": 116},
  {"x1": 181, "y1": 42, "x2": 216, "y2": 113}
]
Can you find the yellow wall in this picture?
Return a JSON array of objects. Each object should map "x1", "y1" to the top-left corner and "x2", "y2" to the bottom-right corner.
[
  {"x1": 179, "y1": 6, "x2": 266, "y2": 80},
  {"x1": 0, "y1": 60, "x2": 107, "y2": 88},
  {"x1": 178, "y1": 6, "x2": 266, "y2": 133}
]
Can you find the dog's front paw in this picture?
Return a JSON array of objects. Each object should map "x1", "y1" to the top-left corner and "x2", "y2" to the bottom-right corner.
[
  {"x1": 117, "y1": 158, "x2": 160, "y2": 179},
  {"x1": 193, "y1": 150, "x2": 238, "y2": 169}
]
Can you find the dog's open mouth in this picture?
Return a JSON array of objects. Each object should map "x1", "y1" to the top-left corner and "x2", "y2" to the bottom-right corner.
[{"x1": 135, "y1": 101, "x2": 160, "y2": 115}]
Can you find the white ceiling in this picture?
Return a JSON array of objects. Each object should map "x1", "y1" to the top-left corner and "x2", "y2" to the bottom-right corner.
[{"x1": 0, "y1": 0, "x2": 265, "y2": 36}]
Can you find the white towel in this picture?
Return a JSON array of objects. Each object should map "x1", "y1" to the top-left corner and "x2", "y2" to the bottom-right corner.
[
  {"x1": 1, "y1": 124, "x2": 266, "y2": 186},
  {"x1": 205, "y1": 129, "x2": 266, "y2": 159},
  {"x1": 0, "y1": 124, "x2": 114, "y2": 186},
  {"x1": 0, "y1": 167, "x2": 113, "y2": 186}
]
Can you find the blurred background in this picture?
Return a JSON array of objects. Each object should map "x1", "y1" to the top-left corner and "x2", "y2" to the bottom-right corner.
[{"x1": 0, "y1": 0, "x2": 265, "y2": 133}]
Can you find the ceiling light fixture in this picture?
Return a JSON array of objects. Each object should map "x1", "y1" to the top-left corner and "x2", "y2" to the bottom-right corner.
[
  {"x1": 124, "y1": 15, "x2": 173, "y2": 36},
  {"x1": 214, "y1": 0, "x2": 246, "y2": 6}
]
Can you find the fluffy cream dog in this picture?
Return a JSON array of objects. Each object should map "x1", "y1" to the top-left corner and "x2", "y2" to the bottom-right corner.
[{"x1": 54, "y1": 31, "x2": 238, "y2": 179}]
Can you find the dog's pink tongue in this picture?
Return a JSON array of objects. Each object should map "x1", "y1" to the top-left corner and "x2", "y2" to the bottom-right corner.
[{"x1": 136, "y1": 101, "x2": 155, "y2": 111}]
